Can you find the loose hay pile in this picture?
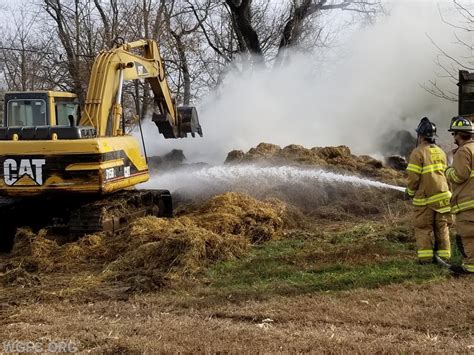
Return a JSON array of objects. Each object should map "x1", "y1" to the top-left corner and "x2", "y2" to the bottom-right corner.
[
  {"x1": 104, "y1": 192, "x2": 286, "y2": 286},
  {"x1": 225, "y1": 142, "x2": 404, "y2": 182},
  {"x1": 2, "y1": 192, "x2": 289, "y2": 291},
  {"x1": 219, "y1": 143, "x2": 407, "y2": 218}
]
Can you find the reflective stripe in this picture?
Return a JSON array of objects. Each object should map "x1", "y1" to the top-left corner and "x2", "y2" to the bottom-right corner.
[
  {"x1": 435, "y1": 206, "x2": 451, "y2": 213},
  {"x1": 406, "y1": 187, "x2": 415, "y2": 197},
  {"x1": 436, "y1": 250, "x2": 451, "y2": 259},
  {"x1": 446, "y1": 168, "x2": 463, "y2": 184},
  {"x1": 413, "y1": 191, "x2": 452, "y2": 206},
  {"x1": 451, "y1": 199, "x2": 474, "y2": 214},
  {"x1": 407, "y1": 164, "x2": 422, "y2": 174},
  {"x1": 421, "y1": 163, "x2": 447, "y2": 174},
  {"x1": 417, "y1": 249, "x2": 433, "y2": 258},
  {"x1": 463, "y1": 264, "x2": 474, "y2": 273},
  {"x1": 450, "y1": 170, "x2": 463, "y2": 184},
  {"x1": 407, "y1": 163, "x2": 446, "y2": 175}
]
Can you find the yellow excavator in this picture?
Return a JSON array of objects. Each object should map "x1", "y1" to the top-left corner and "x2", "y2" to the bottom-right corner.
[{"x1": 0, "y1": 39, "x2": 202, "y2": 251}]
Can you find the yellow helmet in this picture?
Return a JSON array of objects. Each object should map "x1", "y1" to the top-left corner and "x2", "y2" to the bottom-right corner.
[{"x1": 448, "y1": 116, "x2": 474, "y2": 133}]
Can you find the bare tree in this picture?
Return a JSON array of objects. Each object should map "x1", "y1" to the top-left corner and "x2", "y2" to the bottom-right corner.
[
  {"x1": 0, "y1": 7, "x2": 58, "y2": 91},
  {"x1": 423, "y1": 0, "x2": 474, "y2": 101},
  {"x1": 193, "y1": 0, "x2": 381, "y2": 66},
  {"x1": 0, "y1": 0, "x2": 382, "y2": 122},
  {"x1": 43, "y1": 0, "x2": 95, "y2": 103}
]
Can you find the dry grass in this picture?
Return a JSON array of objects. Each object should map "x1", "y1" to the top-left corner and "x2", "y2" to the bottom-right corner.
[{"x1": 0, "y1": 278, "x2": 472, "y2": 353}]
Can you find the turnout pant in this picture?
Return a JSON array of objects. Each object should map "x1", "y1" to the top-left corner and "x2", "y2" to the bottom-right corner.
[
  {"x1": 414, "y1": 207, "x2": 451, "y2": 262},
  {"x1": 454, "y1": 209, "x2": 474, "y2": 273}
]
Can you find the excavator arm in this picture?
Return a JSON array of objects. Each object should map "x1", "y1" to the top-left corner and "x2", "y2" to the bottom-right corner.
[{"x1": 80, "y1": 39, "x2": 202, "y2": 138}]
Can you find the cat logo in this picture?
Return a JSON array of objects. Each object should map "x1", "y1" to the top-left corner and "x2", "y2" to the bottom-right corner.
[{"x1": 3, "y1": 158, "x2": 46, "y2": 186}]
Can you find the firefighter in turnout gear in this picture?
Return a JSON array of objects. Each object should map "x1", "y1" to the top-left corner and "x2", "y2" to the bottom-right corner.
[
  {"x1": 445, "y1": 116, "x2": 474, "y2": 274},
  {"x1": 406, "y1": 117, "x2": 452, "y2": 263}
]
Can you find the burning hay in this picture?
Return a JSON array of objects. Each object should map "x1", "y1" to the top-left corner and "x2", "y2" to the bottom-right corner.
[
  {"x1": 1, "y1": 142, "x2": 409, "y2": 294},
  {"x1": 225, "y1": 142, "x2": 404, "y2": 182}
]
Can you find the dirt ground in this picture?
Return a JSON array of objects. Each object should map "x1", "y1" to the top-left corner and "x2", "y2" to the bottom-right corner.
[{"x1": 0, "y1": 145, "x2": 473, "y2": 353}]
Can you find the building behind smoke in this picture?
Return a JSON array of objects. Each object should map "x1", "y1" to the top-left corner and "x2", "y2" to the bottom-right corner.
[
  {"x1": 377, "y1": 130, "x2": 417, "y2": 170},
  {"x1": 379, "y1": 130, "x2": 416, "y2": 159}
]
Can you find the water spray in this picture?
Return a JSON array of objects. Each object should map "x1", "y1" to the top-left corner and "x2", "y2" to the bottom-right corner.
[
  {"x1": 141, "y1": 165, "x2": 405, "y2": 193},
  {"x1": 196, "y1": 166, "x2": 405, "y2": 192}
]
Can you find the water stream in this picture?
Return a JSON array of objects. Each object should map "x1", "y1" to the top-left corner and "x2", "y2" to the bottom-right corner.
[{"x1": 140, "y1": 165, "x2": 405, "y2": 193}]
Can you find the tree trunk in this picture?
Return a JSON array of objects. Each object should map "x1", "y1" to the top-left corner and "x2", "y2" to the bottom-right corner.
[{"x1": 225, "y1": 0, "x2": 263, "y2": 56}]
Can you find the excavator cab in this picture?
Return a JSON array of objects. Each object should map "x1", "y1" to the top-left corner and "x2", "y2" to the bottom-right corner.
[
  {"x1": 4, "y1": 91, "x2": 79, "y2": 126},
  {"x1": 1, "y1": 91, "x2": 96, "y2": 140}
]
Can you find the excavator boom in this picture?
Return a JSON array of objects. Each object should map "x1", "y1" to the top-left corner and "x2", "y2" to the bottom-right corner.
[{"x1": 81, "y1": 39, "x2": 202, "y2": 138}]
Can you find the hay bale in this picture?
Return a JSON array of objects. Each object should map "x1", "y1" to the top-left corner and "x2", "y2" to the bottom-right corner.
[
  {"x1": 385, "y1": 155, "x2": 408, "y2": 170},
  {"x1": 163, "y1": 149, "x2": 186, "y2": 163},
  {"x1": 102, "y1": 192, "x2": 285, "y2": 285},
  {"x1": 1, "y1": 192, "x2": 292, "y2": 290},
  {"x1": 128, "y1": 216, "x2": 195, "y2": 244},
  {"x1": 59, "y1": 234, "x2": 108, "y2": 263},
  {"x1": 10, "y1": 228, "x2": 56, "y2": 257},
  {"x1": 225, "y1": 150, "x2": 245, "y2": 164},
  {"x1": 224, "y1": 143, "x2": 405, "y2": 183},
  {"x1": 245, "y1": 143, "x2": 281, "y2": 160},
  {"x1": 314, "y1": 145, "x2": 352, "y2": 160},
  {"x1": 279, "y1": 144, "x2": 324, "y2": 165}
]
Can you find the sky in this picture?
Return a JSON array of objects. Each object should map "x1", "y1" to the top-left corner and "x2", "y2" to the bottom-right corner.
[{"x1": 140, "y1": 0, "x2": 470, "y2": 163}]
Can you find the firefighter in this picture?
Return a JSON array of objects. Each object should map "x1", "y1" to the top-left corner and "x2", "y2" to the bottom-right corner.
[
  {"x1": 445, "y1": 116, "x2": 474, "y2": 274},
  {"x1": 406, "y1": 117, "x2": 452, "y2": 263}
]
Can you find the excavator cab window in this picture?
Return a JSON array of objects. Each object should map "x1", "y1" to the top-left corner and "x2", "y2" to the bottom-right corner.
[
  {"x1": 6, "y1": 99, "x2": 47, "y2": 127},
  {"x1": 55, "y1": 99, "x2": 79, "y2": 126}
]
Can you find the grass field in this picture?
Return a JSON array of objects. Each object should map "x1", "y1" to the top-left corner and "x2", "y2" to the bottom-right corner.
[{"x1": 1, "y1": 212, "x2": 472, "y2": 353}]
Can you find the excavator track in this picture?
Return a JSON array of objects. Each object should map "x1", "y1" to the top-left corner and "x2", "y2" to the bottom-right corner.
[
  {"x1": 68, "y1": 190, "x2": 172, "y2": 235},
  {"x1": 0, "y1": 190, "x2": 172, "y2": 253}
]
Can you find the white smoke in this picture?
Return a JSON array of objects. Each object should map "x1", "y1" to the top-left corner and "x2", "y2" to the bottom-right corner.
[{"x1": 140, "y1": 0, "x2": 467, "y2": 163}]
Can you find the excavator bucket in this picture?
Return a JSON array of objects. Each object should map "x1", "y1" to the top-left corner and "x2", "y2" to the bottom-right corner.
[
  {"x1": 177, "y1": 106, "x2": 203, "y2": 138},
  {"x1": 153, "y1": 106, "x2": 203, "y2": 138}
]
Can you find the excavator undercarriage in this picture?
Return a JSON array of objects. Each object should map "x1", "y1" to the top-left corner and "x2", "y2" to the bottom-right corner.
[{"x1": 0, "y1": 189, "x2": 172, "y2": 252}]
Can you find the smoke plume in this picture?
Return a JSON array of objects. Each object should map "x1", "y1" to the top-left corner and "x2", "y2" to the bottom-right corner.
[{"x1": 140, "y1": 0, "x2": 468, "y2": 163}]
